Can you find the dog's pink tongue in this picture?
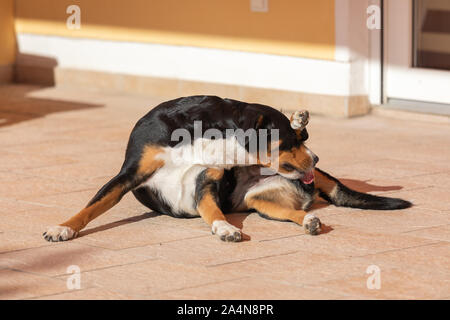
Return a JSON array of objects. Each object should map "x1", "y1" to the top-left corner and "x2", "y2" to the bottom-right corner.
[{"x1": 301, "y1": 170, "x2": 314, "y2": 184}]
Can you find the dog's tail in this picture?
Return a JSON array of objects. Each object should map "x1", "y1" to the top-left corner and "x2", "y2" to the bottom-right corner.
[{"x1": 314, "y1": 168, "x2": 412, "y2": 210}]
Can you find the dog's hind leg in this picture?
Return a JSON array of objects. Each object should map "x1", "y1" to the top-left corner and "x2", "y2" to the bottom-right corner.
[
  {"x1": 43, "y1": 172, "x2": 132, "y2": 242},
  {"x1": 314, "y1": 168, "x2": 412, "y2": 210},
  {"x1": 245, "y1": 197, "x2": 322, "y2": 235},
  {"x1": 43, "y1": 145, "x2": 164, "y2": 242},
  {"x1": 195, "y1": 168, "x2": 242, "y2": 242}
]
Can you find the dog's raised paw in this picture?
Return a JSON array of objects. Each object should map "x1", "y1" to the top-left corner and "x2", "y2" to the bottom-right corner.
[
  {"x1": 290, "y1": 110, "x2": 309, "y2": 130},
  {"x1": 303, "y1": 214, "x2": 322, "y2": 235},
  {"x1": 43, "y1": 226, "x2": 78, "y2": 242},
  {"x1": 211, "y1": 220, "x2": 242, "y2": 242}
]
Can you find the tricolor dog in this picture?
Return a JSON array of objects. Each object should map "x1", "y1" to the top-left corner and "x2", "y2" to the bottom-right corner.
[{"x1": 43, "y1": 96, "x2": 411, "y2": 242}]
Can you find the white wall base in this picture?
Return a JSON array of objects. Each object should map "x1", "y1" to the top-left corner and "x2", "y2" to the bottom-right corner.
[{"x1": 17, "y1": 33, "x2": 363, "y2": 97}]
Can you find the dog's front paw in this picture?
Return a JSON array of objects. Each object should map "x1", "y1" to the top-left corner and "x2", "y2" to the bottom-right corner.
[
  {"x1": 302, "y1": 214, "x2": 321, "y2": 235},
  {"x1": 43, "y1": 226, "x2": 78, "y2": 242},
  {"x1": 211, "y1": 220, "x2": 242, "y2": 242}
]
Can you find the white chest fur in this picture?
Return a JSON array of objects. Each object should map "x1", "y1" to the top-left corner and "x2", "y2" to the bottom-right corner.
[
  {"x1": 139, "y1": 137, "x2": 261, "y2": 216},
  {"x1": 140, "y1": 162, "x2": 207, "y2": 217}
]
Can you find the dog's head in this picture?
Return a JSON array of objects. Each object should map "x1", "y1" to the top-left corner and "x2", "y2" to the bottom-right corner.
[{"x1": 256, "y1": 109, "x2": 318, "y2": 184}]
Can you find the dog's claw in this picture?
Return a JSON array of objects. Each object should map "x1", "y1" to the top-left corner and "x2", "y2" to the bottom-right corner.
[{"x1": 42, "y1": 226, "x2": 77, "y2": 242}]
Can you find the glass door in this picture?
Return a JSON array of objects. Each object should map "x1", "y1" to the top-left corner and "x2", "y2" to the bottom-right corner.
[{"x1": 385, "y1": 0, "x2": 450, "y2": 109}]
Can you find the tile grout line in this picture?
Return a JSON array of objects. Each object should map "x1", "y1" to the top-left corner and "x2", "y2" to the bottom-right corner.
[
  {"x1": 401, "y1": 223, "x2": 450, "y2": 234},
  {"x1": 258, "y1": 234, "x2": 308, "y2": 242},
  {"x1": 4, "y1": 267, "x2": 70, "y2": 283},
  {"x1": 74, "y1": 233, "x2": 211, "y2": 253},
  {"x1": 0, "y1": 243, "x2": 57, "y2": 255},
  {"x1": 206, "y1": 250, "x2": 300, "y2": 268},
  {"x1": 51, "y1": 257, "x2": 160, "y2": 278},
  {"x1": 349, "y1": 240, "x2": 443, "y2": 259},
  {"x1": 146, "y1": 276, "x2": 252, "y2": 298}
]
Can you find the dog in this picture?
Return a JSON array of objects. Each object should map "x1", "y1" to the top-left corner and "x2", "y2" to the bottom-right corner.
[{"x1": 43, "y1": 96, "x2": 411, "y2": 242}]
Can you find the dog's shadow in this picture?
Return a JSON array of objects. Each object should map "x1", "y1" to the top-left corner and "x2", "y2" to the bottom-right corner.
[
  {"x1": 78, "y1": 212, "x2": 159, "y2": 237},
  {"x1": 339, "y1": 178, "x2": 403, "y2": 193},
  {"x1": 78, "y1": 211, "x2": 253, "y2": 241},
  {"x1": 78, "y1": 178, "x2": 404, "y2": 239},
  {"x1": 225, "y1": 213, "x2": 252, "y2": 241}
]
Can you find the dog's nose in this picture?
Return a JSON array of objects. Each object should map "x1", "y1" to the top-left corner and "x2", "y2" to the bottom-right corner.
[{"x1": 312, "y1": 154, "x2": 319, "y2": 165}]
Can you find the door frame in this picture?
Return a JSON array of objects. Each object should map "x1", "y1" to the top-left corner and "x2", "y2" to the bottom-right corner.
[{"x1": 383, "y1": 0, "x2": 450, "y2": 105}]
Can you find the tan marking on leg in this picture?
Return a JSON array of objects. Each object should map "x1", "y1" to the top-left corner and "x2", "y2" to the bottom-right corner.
[
  {"x1": 197, "y1": 187, "x2": 241, "y2": 242},
  {"x1": 137, "y1": 145, "x2": 165, "y2": 175},
  {"x1": 60, "y1": 186, "x2": 123, "y2": 232},
  {"x1": 46, "y1": 145, "x2": 165, "y2": 241},
  {"x1": 246, "y1": 198, "x2": 308, "y2": 225},
  {"x1": 197, "y1": 168, "x2": 226, "y2": 225},
  {"x1": 65, "y1": 146, "x2": 165, "y2": 232},
  {"x1": 197, "y1": 193, "x2": 226, "y2": 225},
  {"x1": 247, "y1": 198, "x2": 321, "y2": 235}
]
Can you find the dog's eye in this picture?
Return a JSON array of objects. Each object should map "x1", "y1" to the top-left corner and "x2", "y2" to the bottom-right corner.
[{"x1": 281, "y1": 163, "x2": 296, "y2": 171}]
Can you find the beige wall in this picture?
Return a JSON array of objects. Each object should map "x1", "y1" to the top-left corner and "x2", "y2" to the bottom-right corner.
[
  {"x1": 0, "y1": 0, "x2": 16, "y2": 66},
  {"x1": 15, "y1": 0, "x2": 336, "y2": 60}
]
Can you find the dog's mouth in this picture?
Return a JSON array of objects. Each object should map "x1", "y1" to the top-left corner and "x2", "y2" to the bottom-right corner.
[
  {"x1": 300, "y1": 169, "x2": 315, "y2": 184},
  {"x1": 278, "y1": 163, "x2": 315, "y2": 183}
]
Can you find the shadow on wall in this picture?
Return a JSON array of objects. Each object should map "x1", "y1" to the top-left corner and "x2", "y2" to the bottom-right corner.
[{"x1": 14, "y1": 53, "x2": 58, "y2": 86}]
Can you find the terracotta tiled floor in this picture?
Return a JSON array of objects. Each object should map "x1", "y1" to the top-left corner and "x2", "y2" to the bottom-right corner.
[{"x1": 0, "y1": 84, "x2": 449, "y2": 300}]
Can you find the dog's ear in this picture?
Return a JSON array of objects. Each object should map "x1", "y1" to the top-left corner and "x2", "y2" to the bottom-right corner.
[{"x1": 290, "y1": 110, "x2": 309, "y2": 141}]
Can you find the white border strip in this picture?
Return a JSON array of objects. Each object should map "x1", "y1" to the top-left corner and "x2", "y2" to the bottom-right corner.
[{"x1": 17, "y1": 33, "x2": 355, "y2": 96}]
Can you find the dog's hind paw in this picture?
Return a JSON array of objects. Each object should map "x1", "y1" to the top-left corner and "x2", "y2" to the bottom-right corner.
[
  {"x1": 211, "y1": 220, "x2": 242, "y2": 242},
  {"x1": 290, "y1": 110, "x2": 309, "y2": 130},
  {"x1": 303, "y1": 214, "x2": 322, "y2": 235},
  {"x1": 43, "y1": 226, "x2": 78, "y2": 242}
]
